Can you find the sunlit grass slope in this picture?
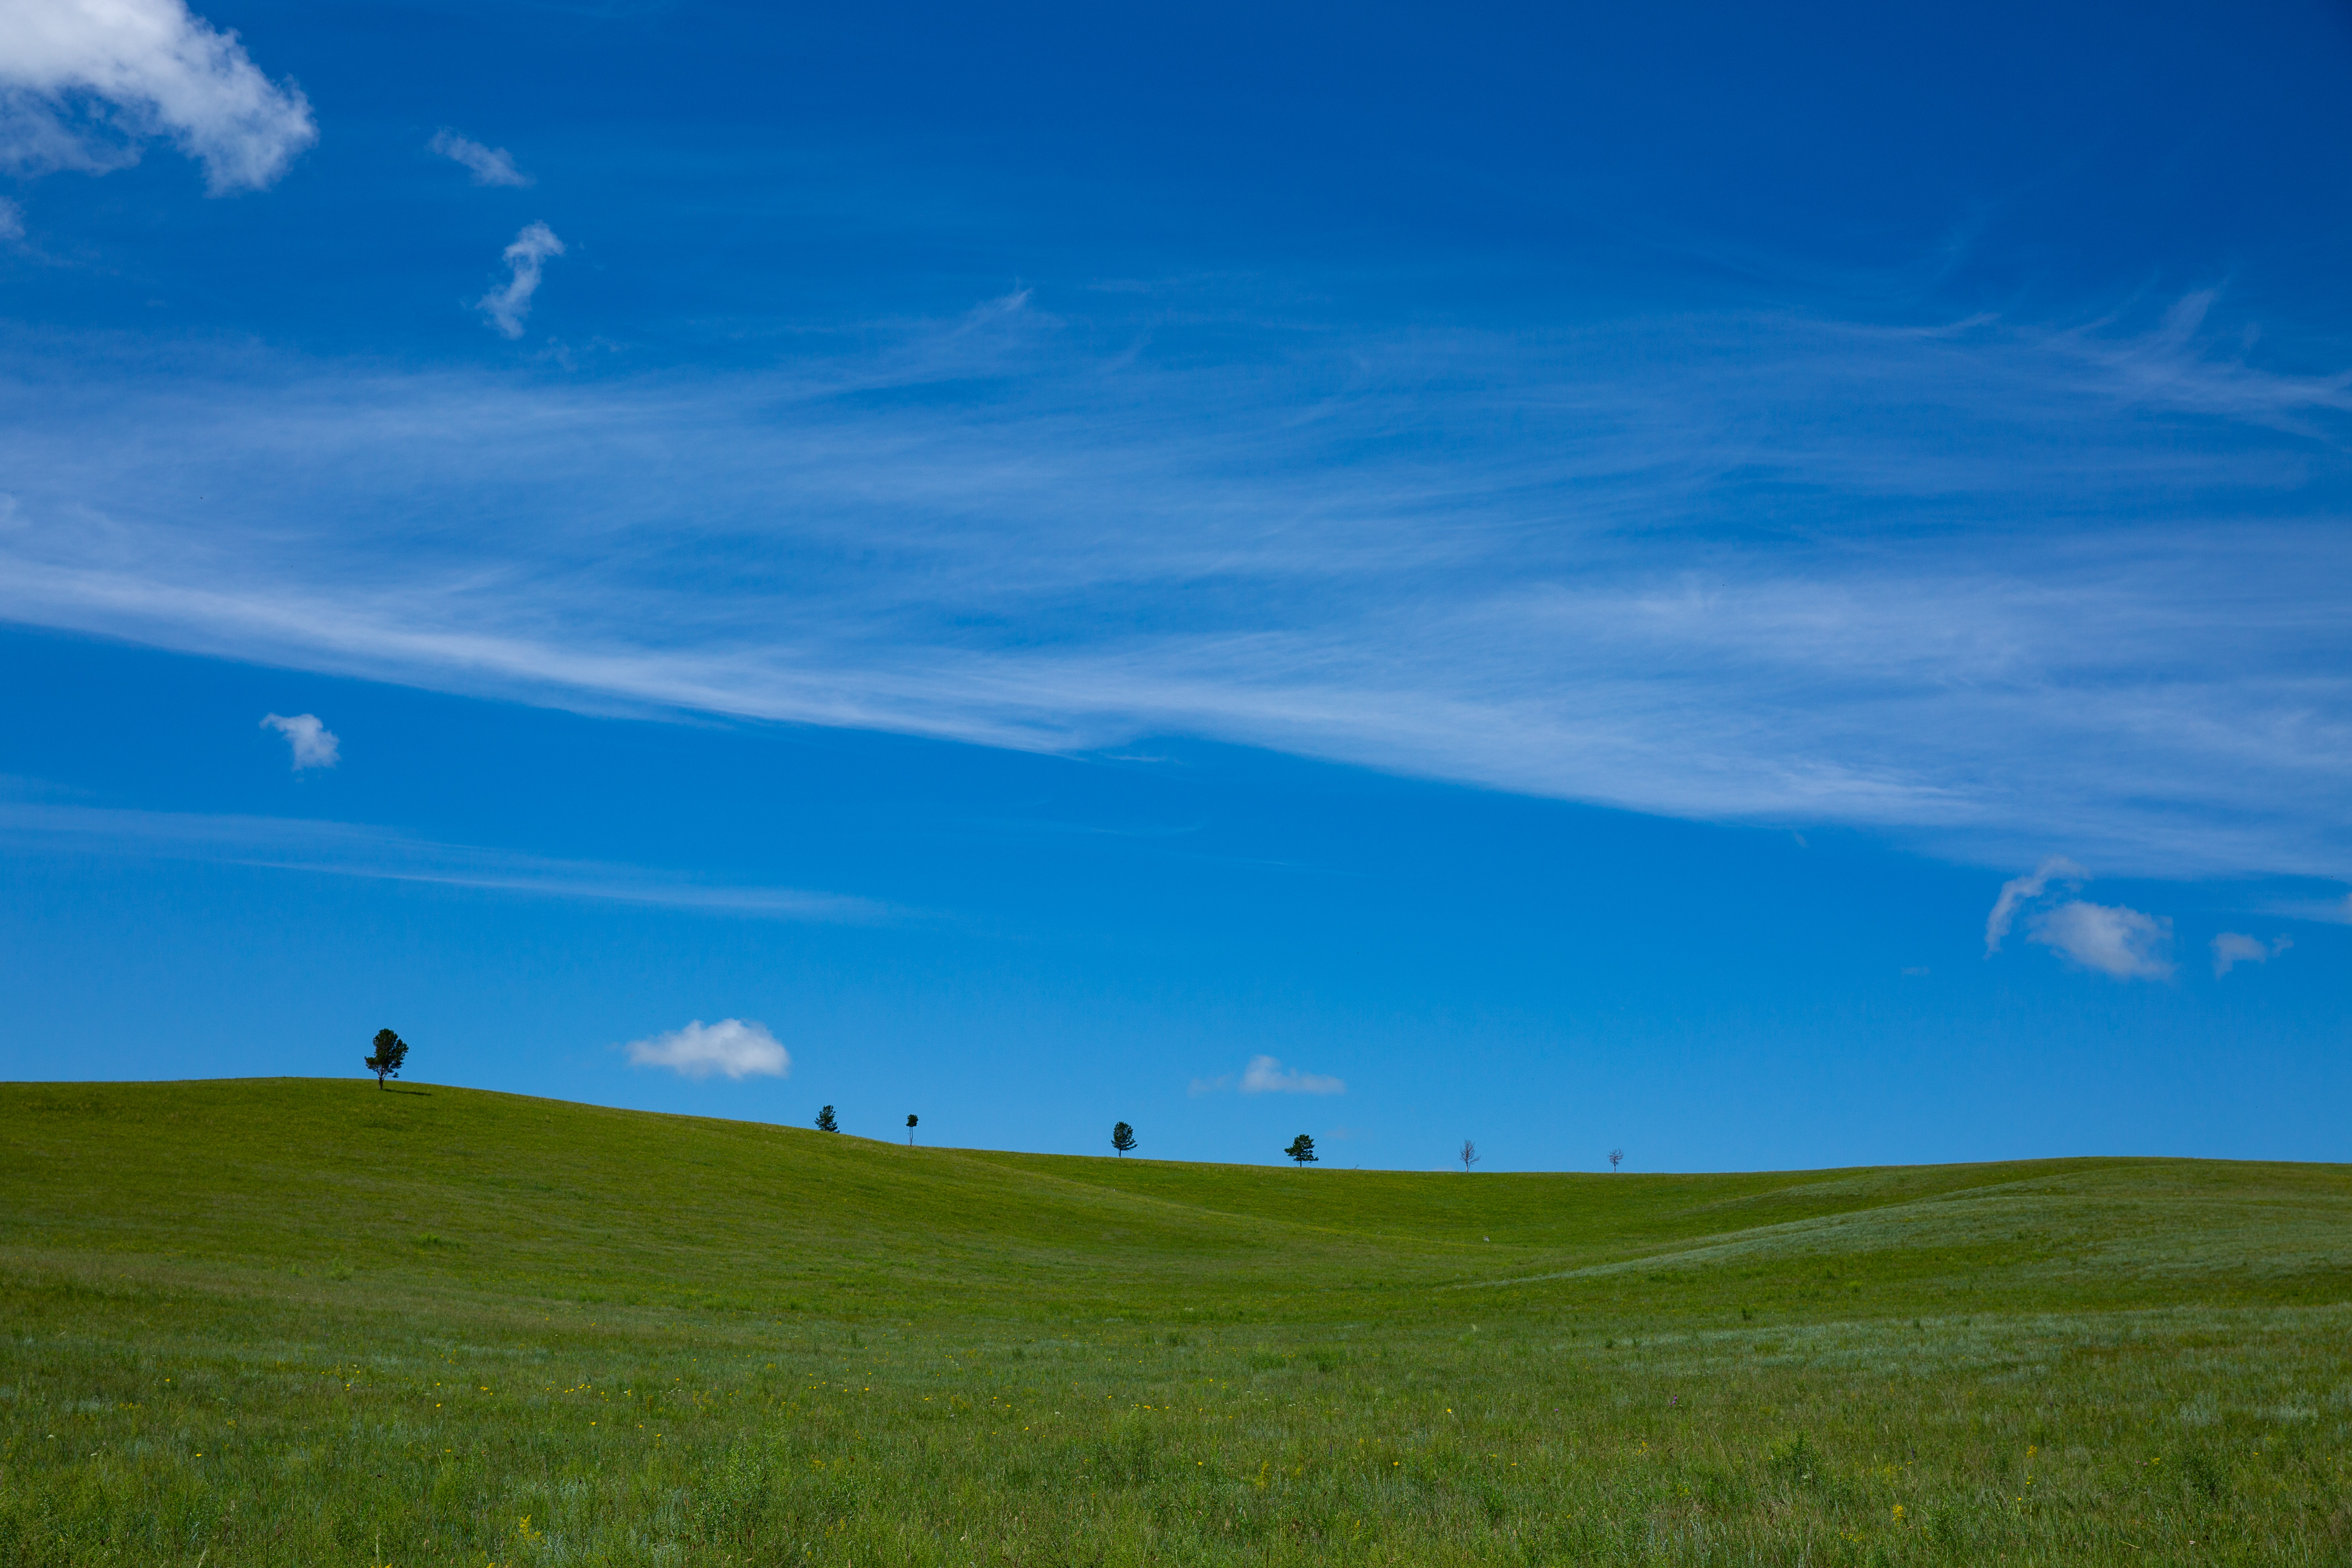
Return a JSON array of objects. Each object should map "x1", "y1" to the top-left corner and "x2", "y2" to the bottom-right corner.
[{"x1": 4, "y1": 1078, "x2": 2350, "y2": 1566}]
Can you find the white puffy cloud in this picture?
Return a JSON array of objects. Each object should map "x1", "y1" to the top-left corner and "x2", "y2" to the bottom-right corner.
[
  {"x1": 1239, "y1": 1054, "x2": 1345, "y2": 1095},
  {"x1": 428, "y1": 129, "x2": 530, "y2": 187},
  {"x1": 0, "y1": 198, "x2": 22, "y2": 241},
  {"x1": 2028, "y1": 900, "x2": 2172, "y2": 980},
  {"x1": 1984, "y1": 855, "x2": 2087, "y2": 953},
  {"x1": 259, "y1": 711, "x2": 337, "y2": 769},
  {"x1": 477, "y1": 220, "x2": 563, "y2": 338},
  {"x1": 0, "y1": 0, "x2": 315, "y2": 193},
  {"x1": 623, "y1": 1018, "x2": 789, "y2": 1080},
  {"x1": 1987, "y1": 856, "x2": 2175, "y2": 979},
  {"x1": 2211, "y1": 932, "x2": 2290, "y2": 978}
]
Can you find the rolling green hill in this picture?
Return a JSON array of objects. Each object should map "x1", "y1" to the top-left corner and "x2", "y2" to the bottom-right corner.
[{"x1": 4, "y1": 1079, "x2": 2348, "y2": 1566}]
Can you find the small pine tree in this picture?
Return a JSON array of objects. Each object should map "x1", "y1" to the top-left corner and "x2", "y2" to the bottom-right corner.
[
  {"x1": 1284, "y1": 1133, "x2": 1318, "y2": 1166},
  {"x1": 906, "y1": 1114, "x2": 918, "y2": 1146},
  {"x1": 1111, "y1": 1121, "x2": 1137, "y2": 1156},
  {"x1": 815, "y1": 1105, "x2": 839, "y2": 1132},
  {"x1": 363, "y1": 1028, "x2": 408, "y2": 1089},
  {"x1": 1608, "y1": 1147, "x2": 1624, "y2": 1172}
]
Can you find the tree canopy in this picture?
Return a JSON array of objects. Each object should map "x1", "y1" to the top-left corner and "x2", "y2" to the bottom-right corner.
[
  {"x1": 1111, "y1": 1121, "x2": 1136, "y2": 1155},
  {"x1": 815, "y1": 1105, "x2": 839, "y2": 1132},
  {"x1": 362, "y1": 1028, "x2": 408, "y2": 1089},
  {"x1": 1284, "y1": 1133, "x2": 1317, "y2": 1166}
]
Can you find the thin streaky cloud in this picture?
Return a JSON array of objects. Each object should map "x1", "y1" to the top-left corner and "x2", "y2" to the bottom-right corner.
[
  {"x1": 2260, "y1": 893, "x2": 2352, "y2": 925},
  {"x1": 0, "y1": 800, "x2": 889, "y2": 921},
  {"x1": 0, "y1": 289, "x2": 2346, "y2": 878}
]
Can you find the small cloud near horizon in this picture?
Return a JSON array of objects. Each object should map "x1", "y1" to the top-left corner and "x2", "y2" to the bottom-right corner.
[
  {"x1": 2211, "y1": 932, "x2": 2290, "y2": 978},
  {"x1": 260, "y1": 712, "x2": 338, "y2": 769},
  {"x1": 623, "y1": 1018, "x2": 788, "y2": 1080},
  {"x1": 1190, "y1": 1054, "x2": 1348, "y2": 1096},
  {"x1": 429, "y1": 129, "x2": 531, "y2": 187},
  {"x1": 1240, "y1": 1054, "x2": 1345, "y2": 1095}
]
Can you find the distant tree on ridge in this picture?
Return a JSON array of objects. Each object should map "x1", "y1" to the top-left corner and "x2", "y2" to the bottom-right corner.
[
  {"x1": 1609, "y1": 1148, "x2": 1624, "y2": 1172},
  {"x1": 906, "y1": 1114, "x2": 918, "y2": 1146},
  {"x1": 1285, "y1": 1133, "x2": 1318, "y2": 1167},
  {"x1": 1459, "y1": 1138, "x2": 1480, "y2": 1173},
  {"x1": 815, "y1": 1105, "x2": 839, "y2": 1132},
  {"x1": 1111, "y1": 1121, "x2": 1137, "y2": 1156},
  {"x1": 363, "y1": 1029, "x2": 408, "y2": 1090}
]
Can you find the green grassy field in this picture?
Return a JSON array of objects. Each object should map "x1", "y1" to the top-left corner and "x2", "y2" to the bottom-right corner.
[{"x1": 3, "y1": 1078, "x2": 2349, "y2": 1566}]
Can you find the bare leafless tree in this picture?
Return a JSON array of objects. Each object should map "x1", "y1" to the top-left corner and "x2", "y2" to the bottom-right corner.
[
  {"x1": 1459, "y1": 1138, "x2": 1480, "y2": 1172},
  {"x1": 1608, "y1": 1148, "x2": 1624, "y2": 1172}
]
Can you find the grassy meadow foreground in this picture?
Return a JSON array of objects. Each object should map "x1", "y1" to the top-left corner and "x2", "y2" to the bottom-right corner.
[{"x1": 2, "y1": 1081, "x2": 2350, "y2": 1566}]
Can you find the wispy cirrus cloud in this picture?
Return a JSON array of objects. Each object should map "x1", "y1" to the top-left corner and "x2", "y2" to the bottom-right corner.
[
  {"x1": 0, "y1": 799, "x2": 888, "y2": 920},
  {"x1": 476, "y1": 221, "x2": 562, "y2": 337},
  {"x1": 2210, "y1": 932, "x2": 2290, "y2": 978},
  {"x1": 1984, "y1": 856, "x2": 2085, "y2": 953},
  {"x1": 0, "y1": 0, "x2": 316, "y2": 192},
  {"x1": 0, "y1": 288, "x2": 2347, "y2": 878},
  {"x1": 428, "y1": 128, "x2": 531, "y2": 187}
]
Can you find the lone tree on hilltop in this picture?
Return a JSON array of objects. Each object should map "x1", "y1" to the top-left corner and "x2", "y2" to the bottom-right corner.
[
  {"x1": 906, "y1": 1114, "x2": 918, "y2": 1146},
  {"x1": 1111, "y1": 1121, "x2": 1137, "y2": 1156},
  {"x1": 1285, "y1": 1133, "x2": 1318, "y2": 1167},
  {"x1": 1609, "y1": 1148, "x2": 1624, "y2": 1172},
  {"x1": 363, "y1": 1028, "x2": 408, "y2": 1089},
  {"x1": 815, "y1": 1105, "x2": 839, "y2": 1132},
  {"x1": 1459, "y1": 1138, "x2": 1480, "y2": 1172}
]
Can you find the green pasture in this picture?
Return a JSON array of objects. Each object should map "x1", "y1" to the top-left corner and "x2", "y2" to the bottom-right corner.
[{"x1": 2, "y1": 1078, "x2": 2349, "y2": 1566}]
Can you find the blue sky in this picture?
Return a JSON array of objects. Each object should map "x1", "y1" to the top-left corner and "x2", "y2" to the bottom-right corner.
[{"x1": 0, "y1": 0, "x2": 2346, "y2": 1170}]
